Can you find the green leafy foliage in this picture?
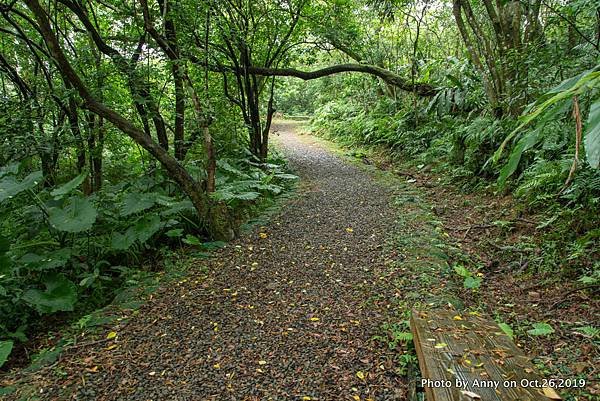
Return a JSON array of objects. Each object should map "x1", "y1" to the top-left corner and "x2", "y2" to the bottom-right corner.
[
  {"x1": 574, "y1": 325, "x2": 599, "y2": 338},
  {"x1": 0, "y1": 340, "x2": 13, "y2": 368},
  {"x1": 22, "y1": 274, "x2": 78, "y2": 314},
  {"x1": 0, "y1": 171, "x2": 43, "y2": 203},
  {"x1": 498, "y1": 322, "x2": 514, "y2": 339},
  {"x1": 50, "y1": 172, "x2": 88, "y2": 199},
  {"x1": 49, "y1": 196, "x2": 98, "y2": 233},
  {"x1": 463, "y1": 276, "x2": 481, "y2": 290},
  {"x1": 211, "y1": 157, "x2": 296, "y2": 206},
  {"x1": 374, "y1": 321, "x2": 413, "y2": 351},
  {"x1": 585, "y1": 100, "x2": 600, "y2": 168},
  {"x1": 308, "y1": 62, "x2": 600, "y2": 282},
  {"x1": 527, "y1": 322, "x2": 555, "y2": 336},
  {"x1": 120, "y1": 192, "x2": 159, "y2": 216},
  {"x1": 453, "y1": 264, "x2": 481, "y2": 290},
  {"x1": 0, "y1": 145, "x2": 294, "y2": 368}
]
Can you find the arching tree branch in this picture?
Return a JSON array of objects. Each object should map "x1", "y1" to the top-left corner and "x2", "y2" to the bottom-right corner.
[{"x1": 244, "y1": 64, "x2": 437, "y2": 96}]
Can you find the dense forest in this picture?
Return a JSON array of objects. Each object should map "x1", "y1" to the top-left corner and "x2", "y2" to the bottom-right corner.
[{"x1": 0, "y1": 0, "x2": 599, "y2": 399}]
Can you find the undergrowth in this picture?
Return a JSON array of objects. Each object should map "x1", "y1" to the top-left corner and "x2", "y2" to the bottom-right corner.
[
  {"x1": 0, "y1": 146, "x2": 297, "y2": 369},
  {"x1": 309, "y1": 97, "x2": 600, "y2": 281}
]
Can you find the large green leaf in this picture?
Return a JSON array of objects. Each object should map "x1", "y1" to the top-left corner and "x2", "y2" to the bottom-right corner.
[
  {"x1": 120, "y1": 192, "x2": 157, "y2": 216},
  {"x1": 22, "y1": 274, "x2": 78, "y2": 314},
  {"x1": 274, "y1": 173, "x2": 299, "y2": 180},
  {"x1": 48, "y1": 196, "x2": 97, "y2": 233},
  {"x1": 0, "y1": 162, "x2": 19, "y2": 179},
  {"x1": 453, "y1": 264, "x2": 470, "y2": 278},
  {"x1": 50, "y1": 172, "x2": 88, "y2": 199},
  {"x1": 497, "y1": 129, "x2": 540, "y2": 186},
  {"x1": 585, "y1": 100, "x2": 600, "y2": 168},
  {"x1": 0, "y1": 171, "x2": 43, "y2": 203},
  {"x1": 217, "y1": 160, "x2": 248, "y2": 178},
  {"x1": 495, "y1": 67, "x2": 600, "y2": 163},
  {"x1": 527, "y1": 322, "x2": 555, "y2": 336},
  {"x1": 130, "y1": 214, "x2": 162, "y2": 244},
  {"x1": 498, "y1": 322, "x2": 514, "y2": 339},
  {"x1": 111, "y1": 231, "x2": 137, "y2": 251},
  {"x1": 111, "y1": 215, "x2": 162, "y2": 250},
  {"x1": 211, "y1": 190, "x2": 260, "y2": 202},
  {"x1": 0, "y1": 340, "x2": 13, "y2": 368},
  {"x1": 463, "y1": 276, "x2": 481, "y2": 289},
  {"x1": 161, "y1": 200, "x2": 194, "y2": 216},
  {"x1": 20, "y1": 249, "x2": 71, "y2": 271}
]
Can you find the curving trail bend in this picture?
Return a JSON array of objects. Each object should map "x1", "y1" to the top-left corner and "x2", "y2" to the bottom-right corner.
[{"x1": 39, "y1": 122, "x2": 407, "y2": 401}]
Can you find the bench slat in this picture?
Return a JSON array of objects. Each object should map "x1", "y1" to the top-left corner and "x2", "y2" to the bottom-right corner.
[{"x1": 411, "y1": 309, "x2": 560, "y2": 401}]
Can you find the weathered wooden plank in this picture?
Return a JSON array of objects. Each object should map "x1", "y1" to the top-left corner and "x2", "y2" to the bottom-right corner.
[{"x1": 410, "y1": 309, "x2": 561, "y2": 401}]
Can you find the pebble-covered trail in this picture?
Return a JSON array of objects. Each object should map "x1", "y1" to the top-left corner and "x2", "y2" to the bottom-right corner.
[{"x1": 44, "y1": 122, "x2": 407, "y2": 400}]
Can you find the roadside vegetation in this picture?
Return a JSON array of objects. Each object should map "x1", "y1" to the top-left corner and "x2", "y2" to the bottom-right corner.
[
  {"x1": 274, "y1": 0, "x2": 600, "y2": 308},
  {"x1": 0, "y1": 0, "x2": 598, "y2": 396}
]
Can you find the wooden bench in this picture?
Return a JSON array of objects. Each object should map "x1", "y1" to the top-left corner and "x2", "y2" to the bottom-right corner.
[{"x1": 410, "y1": 309, "x2": 562, "y2": 401}]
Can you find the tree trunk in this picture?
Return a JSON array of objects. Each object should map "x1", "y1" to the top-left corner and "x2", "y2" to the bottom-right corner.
[
  {"x1": 159, "y1": 0, "x2": 185, "y2": 160},
  {"x1": 25, "y1": 0, "x2": 208, "y2": 220}
]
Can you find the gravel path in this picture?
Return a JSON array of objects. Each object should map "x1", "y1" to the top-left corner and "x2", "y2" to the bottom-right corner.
[{"x1": 48, "y1": 122, "x2": 406, "y2": 400}]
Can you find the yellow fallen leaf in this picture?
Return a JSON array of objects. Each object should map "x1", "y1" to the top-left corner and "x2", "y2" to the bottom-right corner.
[
  {"x1": 352, "y1": 395, "x2": 361, "y2": 401},
  {"x1": 434, "y1": 342, "x2": 448, "y2": 349},
  {"x1": 259, "y1": 232, "x2": 268, "y2": 239},
  {"x1": 346, "y1": 227, "x2": 354, "y2": 233},
  {"x1": 213, "y1": 363, "x2": 220, "y2": 369},
  {"x1": 301, "y1": 397, "x2": 312, "y2": 401},
  {"x1": 106, "y1": 331, "x2": 117, "y2": 340},
  {"x1": 356, "y1": 371, "x2": 366, "y2": 380},
  {"x1": 542, "y1": 387, "x2": 561, "y2": 400},
  {"x1": 309, "y1": 317, "x2": 320, "y2": 321},
  {"x1": 453, "y1": 315, "x2": 463, "y2": 320},
  {"x1": 258, "y1": 360, "x2": 267, "y2": 365},
  {"x1": 105, "y1": 344, "x2": 118, "y2": 351},
  {"x1": 85, "y1": 366, "x2": 99, "y2": 373}
]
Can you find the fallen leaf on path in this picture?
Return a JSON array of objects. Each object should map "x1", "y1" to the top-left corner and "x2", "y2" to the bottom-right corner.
[
  {"x1": 346, "y1": 227, "x2": 354, "y2": 233},
  {"x1": 309, "y1": 317, "x2": 320, "y2": 321},
  {"x1": 461, "y1": 390, "x2": 481, "y2": 399},
  {"x1": 259, "y1": 233, "x2": 268, "y2": 239},
  {"x1": 106, "y1": 331, "x2": 117, "y2": 339},
  {"x1": 356, "y1": 371, "x2": 366, "y2": 380},
  {"x1": 542, "y1": 387, "x2": 561, "y2": 400}
]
